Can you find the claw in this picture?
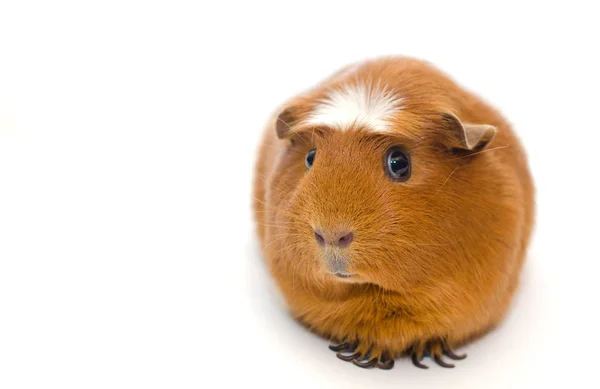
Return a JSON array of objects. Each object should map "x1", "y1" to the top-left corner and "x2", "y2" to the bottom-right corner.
[
  {"x1": 331, "y1": 343, "x2": 396, "y2": 370},
  {"x1": 337, "y1": 351, "x2": 361, "y2": 362},
  {"x1": 377, "y1": 358, "x2": 395, "y2": 370},
  {"x1": 443, "y1": 346, "x2": 467, "y2": 360},
  {"x1": 353, "y1": 358, "x2": 378, "y2": 368},
  {"x1": 411, "y1": 353, "x2": 429, "y2": 369},
  {"x1": 329, "y1": 343, "x2": 350, "y2": 352},
  {"x1": 434, "y1": 355, "x2": 455, "y2": 368}
]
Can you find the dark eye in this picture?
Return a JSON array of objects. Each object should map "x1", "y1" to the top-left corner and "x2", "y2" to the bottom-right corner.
[
  {"x1": 305, "y1": 149, "x2": 316, "y2": 169},
  {"x1": 385, "y1": 147, "x2": 411, "y2": 181}
]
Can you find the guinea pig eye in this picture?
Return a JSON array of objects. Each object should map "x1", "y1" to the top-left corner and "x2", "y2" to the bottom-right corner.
[
  {"x1": 385, "y1": 147, "x2": 411, "y2": 181},
  {"x1": 305, "y1": 149, "x2": 316, "y2": 169}
]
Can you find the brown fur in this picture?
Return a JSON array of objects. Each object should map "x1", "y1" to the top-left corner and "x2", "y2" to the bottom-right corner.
[{"x1": 253, "y1": 56, "x2": 534, "y2": 366}]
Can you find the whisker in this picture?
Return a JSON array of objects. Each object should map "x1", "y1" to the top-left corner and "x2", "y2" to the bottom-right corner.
[
  {"x1": 453, "y1": 145, "x2": 510, "y2": 160},
  {"x1": 254, "y1": 171, "x2": 294, "y2": 197},
  {"x1": 279, "y1": 241, "x2": 307, "y2": 257},
  {"x1": 256, "y1": 223, "x2": 303, "y2": 229},
  {"x1": 264, "y1": 232, "x2": 306, "y2": 240},
  {"x1": 423, "y1": 165, "x2": 459, "y2": 205},
  {"x1": 255, "y1": 220, "x2": 307, "y2": 228},
  {"x1": 262, "y1": 235, "x2": 291, "y2": 251},
  {"x1": 413, "y1": 241, "x2": 459, "y2": 246},
  {"x1": 263, "y1": 233, "x2": 307, "y2": 249}
]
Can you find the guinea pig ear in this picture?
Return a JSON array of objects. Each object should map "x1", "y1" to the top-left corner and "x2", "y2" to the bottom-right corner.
[
  {"x1": 275, "y1": 107, "x2": 297, "y2": 139},
  {"x1": 441, "y1": 113, "x2": 497, "y2": 151}
]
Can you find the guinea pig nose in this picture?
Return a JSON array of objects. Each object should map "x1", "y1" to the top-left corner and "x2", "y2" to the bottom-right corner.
[
  {"x1": 313, "y1": 229, "x2": 354, "y2": 248},
  {"x1": 335, "y1": 231, "x2": 354, "y2": 248},
  {"x1": 314, "y1": 230, "x2": 326, "y2": 247}
]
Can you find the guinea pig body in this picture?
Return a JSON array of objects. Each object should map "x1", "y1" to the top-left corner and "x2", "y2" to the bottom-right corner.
[{"x1": 253, "y1": 57, "x2": 534, "y2": 369}]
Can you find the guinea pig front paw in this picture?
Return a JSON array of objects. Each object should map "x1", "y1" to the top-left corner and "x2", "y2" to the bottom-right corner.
[
  {"x1": 328, "y1": 342, "x2": 395, "y2": 370},
  {"x1": 410, "y1": 339, "x2": 467, "y2": 369}
]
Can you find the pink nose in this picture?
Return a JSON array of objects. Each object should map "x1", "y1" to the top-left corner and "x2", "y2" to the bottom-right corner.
[{"x1": 314, "y1": 229, "x2": 354, "y2": 248}]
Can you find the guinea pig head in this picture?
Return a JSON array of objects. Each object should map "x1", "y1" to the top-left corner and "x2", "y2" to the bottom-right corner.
[{"x1": 271, "y1": 98, "x2": 497, "y2": 293}]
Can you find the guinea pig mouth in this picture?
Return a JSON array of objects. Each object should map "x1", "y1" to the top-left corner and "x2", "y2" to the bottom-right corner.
[
  {"x1": 332, "y1": 272, "x2": 354, "y2": 278},
  {"x1": 324, "y1": 255, "x2": 352, "y2": 278}
]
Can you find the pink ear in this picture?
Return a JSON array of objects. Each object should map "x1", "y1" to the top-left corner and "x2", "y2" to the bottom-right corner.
[
  {"x1": 275, "y1": 107, "x2": 296, "y2": 139},
  {"x1": 442, "y1": 113, "x2": 497, "y2": 151}
]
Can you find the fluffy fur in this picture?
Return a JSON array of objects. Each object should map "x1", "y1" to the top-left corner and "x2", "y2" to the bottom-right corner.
[
  {"x1": 253, "y1": 56, "x2": 534, "y2": 369},
  {"x1": 305, "y1": 82, "x2": 405, "y2": 132}
]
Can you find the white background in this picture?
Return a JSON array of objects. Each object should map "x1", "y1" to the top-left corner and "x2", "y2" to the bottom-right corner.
[{"x1": 1, "y1": 1, "x2": 599, "y2": 388}]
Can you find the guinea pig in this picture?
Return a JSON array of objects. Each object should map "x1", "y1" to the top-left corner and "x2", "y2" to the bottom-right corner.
[{"x1": 253, "y1": 56, "x2": 534, "y2": 369}]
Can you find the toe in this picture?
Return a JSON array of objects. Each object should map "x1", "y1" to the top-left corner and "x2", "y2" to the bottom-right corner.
[
  {"x1": 337, "y1": 351, "x2": 361, "y2": 362},
  {"x1": 352, "y1": 358, "x2": 378, "y2": 368},
  {"x1": 377, "y1": 353, "x2": 395, "y2": 370},
  {"x1": 411, "y1": 352, "x2": 429, "y2": 369},
  {"x1": 443, "y1": 344, "x2": 467, "y2": 360},
  {"x1": 329, "y1": 343, "x2": 349, "y2": 352},
  {"x1": 434, "y1": 355, "x2": 455, "y2": 368}
]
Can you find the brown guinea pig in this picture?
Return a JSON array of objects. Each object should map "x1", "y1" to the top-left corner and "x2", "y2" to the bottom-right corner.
[{"x1": 252, "y1": 56, "x2": 534, "y2": 370}]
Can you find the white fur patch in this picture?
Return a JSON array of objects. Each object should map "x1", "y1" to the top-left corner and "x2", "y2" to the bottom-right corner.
[{"x1": 305, "y1": 83, "x2": 404, "y2": 132}]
